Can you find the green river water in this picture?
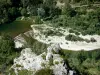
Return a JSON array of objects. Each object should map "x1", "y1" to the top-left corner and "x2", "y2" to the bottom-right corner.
[{"x1": 0, "y1": 20, "x2": 32, "y2": 37}]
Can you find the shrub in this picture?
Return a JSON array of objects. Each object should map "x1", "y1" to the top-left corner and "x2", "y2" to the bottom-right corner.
[
  {"x1": 34, "y1": 16, "x2": 43, "y2": 24},
  {"x1": 22, "y1": 34, "x2": 48, "y2": 55},
  {"x1": 44, "y1": 30, "x2": 54, "y2": 36},
  {"x1": 21, "y1": 8, "x2": 27, "y2": 16},
  {"x1": 43, "y1": 29, "x2": 63, "y2": 37},
  {"x1": 62, "y1": 4, "x2": 77, "y2": 17},
  {"x1": 41, "y1": 63, "x2": 45, "y2": 67},
  {"x1": 69, "y1": 29, "x2": 74, "y2": 33},
  {"x1": 65, "y1": 34, "x2": 84, "y2": 41},
  {"x1": 41, "y1": 54, "x2": 46, "y2": 60},
  {"x1": 9, "y1": 68, "x2": 16, "y2": 75},
  {"x1": 69, "y1": 29, "x2": 80, "y2": 35},
  {"x1": 16, "y1": 64, "x2": 23, "y2": 67},
  {"x1": 61, "y1": 49, "x2": 100, "y2": 75},
  {"x1": 90, "y1": 38, "x2": 97, "y2": 42},
  {"x1": 49, "y1": 58, "x2": 53, "y2": 66},
  {"x1": 35, "y1": 68, "x2": 53, "y2": 75},
  {"x1": 18, "y1": 69, "x2": 33, "y2": 75},
  {"x1": 37, "y1": 8, "x2": 45, "y2": 18},
  {"x1": 75, "y1": 32, "x2": 80, "y2": 35},
  {"x1": 55, "y1": 61, "x2": 59, "y2": 65},
  {"x1": 0, "y1": 34, "x2": 15, "y2": 64}
]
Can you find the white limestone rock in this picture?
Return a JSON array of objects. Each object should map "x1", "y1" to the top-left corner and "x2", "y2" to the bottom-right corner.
[
  {"x1": 47, "y1": 43, "x2": 61, "y2": 54},
  {"x1": 46, "y1": 53, "x2": 53, "y2": 61},
  {"x1": 11, "y1": 44, "x2": 68, "y2": 75},
  {"x1": 52, "y1": 64, "x2": 67, "y2": 75}
]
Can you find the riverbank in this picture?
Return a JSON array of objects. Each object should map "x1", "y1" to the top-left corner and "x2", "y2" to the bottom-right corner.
[{"x1": 14, "y1": 23, "x2": 100, "y2": 51}]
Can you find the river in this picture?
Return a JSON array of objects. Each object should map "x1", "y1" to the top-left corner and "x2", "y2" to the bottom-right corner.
[{"x1": 0, "y1": 20, "x2": 32, "y2": 37}]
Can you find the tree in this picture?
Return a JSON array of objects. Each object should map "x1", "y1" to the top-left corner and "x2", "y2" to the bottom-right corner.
[
  {"x1": 21, "y1": 0, "x2": 43, "y2": 7},
  {"x1": 62, "y1": 4, "x2": 76, "y2": 17},
  {"x1": 37, "y1": 8, "x2": 45, "y2": 18},
  {"x1": 0, "y1": 34, "x2": 15, "y2": 64},
  {"x1": 21, "y1": 8, "x2": 27, "y2": 16},
  {"x1": 44, "y1": 0, "x2": 55, "y2": 8},
  {"x1": 77, "y1": 51, "x2": 87, "y2": 63}
]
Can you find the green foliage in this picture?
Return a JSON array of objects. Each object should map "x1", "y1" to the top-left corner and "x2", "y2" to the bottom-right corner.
[
  {"x1": 41, "y1": 54, "x2": 46, "y2": 60},
  {"x1": 43, "y1": 0, "x2": 55, "y2": 9},
  {"x1": 18, "y1": 69, "x2": 33, "y2": 75},
  {"x1": 65, "y1": 34, "x2": 84, "y2": 41},
  {"x1": 61, "y1": 49, "x2": 100, "y2": 75},
  {"x1": 52, "y1": 6, "x2": 100, "y2": 35},
  {"x1": 21, "y1": 8, "x2": 27, "y2": 16},
  {"x1": 0, "y1": 34, "x2": 15, "y2": 64},
  {"x1": 43, "y1": 29, "x2": 63, "y2": 37},
  {"x1": 90, "y1": 38, "x2": 96, "y2": 42},
  {"x1": 54, "y1": 61, "x2": 59, "y2": 65},
  {"x1": 9, "y1": 69, "x2": 33, "y2": 75},
  {"x1": 37, "y1": 8, "x2": 45, "y2": 18},
  {"x1": 21, "y1": 0, "x2": 43, "y2": 7},
  {"x1": 62, "y1": 4, "x2": 77, "y2": 17},
  {"x1": 8, "y1": 7, "x2": 20, "y2": 19},
  {"x1": 49, "y1": 58, "x2": 54, "y2": 66},
  {"x1": 69, "y1": 29, "x2": 80, "y2": 35},
  {"x1": 9, "y1": 68, "x2": 16, "y2": 75},
  {"x1": 35, "y1": 68, "x2": 53, "y2": 75},
  {"x1": 0, "y1": 34, "x2": 21, "y2": 74},
  {"x1": 22, "y1": 34, "x2": 48, "y2": 55},
  {"x1": 0, "y1": 0, "x2": 21, "y2": 24},
  {"x1": 69, "y1": 29, "x2": 75, "y2": 33},
  {"x1": 41, "y1": 63, "x2": 46, "y2": 67},
  {"x1": 34, "y1": 16, "x2": 43, "y2": 24},
  {"x1": 16, "y1": 64, "x2": 23, "y2": 67},
  {"x1": 50, "y1": 7, "x2": 61, "y2": 17}
]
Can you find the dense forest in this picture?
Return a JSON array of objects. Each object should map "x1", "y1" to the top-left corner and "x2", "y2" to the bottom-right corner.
[{"x1": 0, "y1": 0, "x2": 100, "y2": 24}]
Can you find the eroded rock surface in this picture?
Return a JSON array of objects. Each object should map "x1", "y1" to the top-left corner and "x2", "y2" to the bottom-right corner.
[{"x1": 10, "y1": 44, "x2": 71, "y2": 75}]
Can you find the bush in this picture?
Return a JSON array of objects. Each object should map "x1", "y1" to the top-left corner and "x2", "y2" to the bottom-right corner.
[
  {"x1": 21, "y1": 8, "x2": 27, "y2": 16},
  {"x1": 41, "y1": 54, "x2": 46, "y2": 60},
  {"x1": 34, "y1": 16, "x2": 43, "y2": 24},
  {"x1": 49, "y1": 57, "x2": 53, "y2": 66},
  {"x1": 69, "y1": 29, "x2": 80, "y2": 35},
  {"x1": 35, "y1": 68, "x2": 53, "y2": 75},
  {"x1": 62, "y1": 4, "x2": 77, "y2": 17},
  {"x1": 18, "y1": 69, "x2": 33, "y2": 75},
  {"x1": 90, "y1": 38, "x2": 96, "y2": 42},
  {"x1": 0, "y1": 34, "x2": 15, "y2": 64},
  {"x1": 41, "y1": 63, "x2": 45, "y2": 67},
  {"x1": 61, "y1": 49, "x2": 100, "y2": 75},
  {"x1": 75, "y1": 32, "x2": 80, "y2": 35},
  {"x1": 16, "y1": 64, "x2": 23, "y2": 67},
  {"x1": 37, "y1": 8, "x2": 45, "y2": 18},
  {"x1": 9, "y1": 68, "x2": 16, "y2": 75},
  {"x1": 55, "y1": 61, "x2": 59, "y2": 65},
  {"x1": 43, "y1": 29, "x2": 63, "y2": 37},
  {"x1": 65, "y1": 34, "x2": 84, "y2": 41},
  {"x1": 22, "y1": 34, "x2": 48, "y2": 55},
  {"x1": 69, "y1": 29, "x2": 75, "y2": 33}
]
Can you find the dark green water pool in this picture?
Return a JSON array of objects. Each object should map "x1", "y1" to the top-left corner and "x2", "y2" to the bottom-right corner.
[{"x1": 0, "y1": 20, "x2": 32, "y2": 37}]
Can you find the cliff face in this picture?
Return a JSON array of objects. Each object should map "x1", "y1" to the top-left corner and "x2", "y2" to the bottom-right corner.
[{"x1": 10, "y1": 43, "x2": 75, "y2": 75}]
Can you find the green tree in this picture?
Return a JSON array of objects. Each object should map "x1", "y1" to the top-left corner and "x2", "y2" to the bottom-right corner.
[
  {"x1": 0, "y1": 34, "x2": 15, "y2": 64},
  {"x1": 62, "y1": 4, "x2": 76, "y2": 17},
  {"x1": 21, "y1": 8, "x2": 27, "y2": 16}
]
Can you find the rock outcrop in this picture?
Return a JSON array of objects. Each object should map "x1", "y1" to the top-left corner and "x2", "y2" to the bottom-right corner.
[{"x1": 10, "y1": 44, "x2": 71, "y2": 75}]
